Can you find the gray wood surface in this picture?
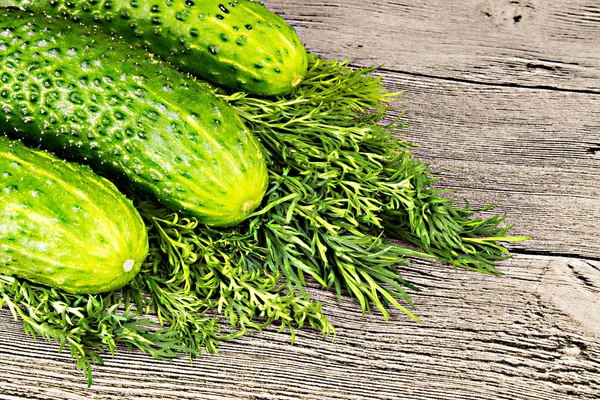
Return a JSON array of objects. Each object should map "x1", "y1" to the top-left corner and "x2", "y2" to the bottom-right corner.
[{"x1": 1, "y1": 0, "x2": 599, "y2": 399}]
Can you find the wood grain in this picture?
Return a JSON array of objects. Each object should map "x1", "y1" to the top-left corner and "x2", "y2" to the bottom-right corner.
[
  {"x1": 382, "y1": 72, "x2": 600, "y2": 259},
  {"x1": 1, "y1": 0, "x2": 600, "y2": 398},
  {"x1": 264, "y1": 0, "x2": 600, "y2": 92},
  {"x1": 0, "y1": 255, "x2": 599, "y2": 399}
]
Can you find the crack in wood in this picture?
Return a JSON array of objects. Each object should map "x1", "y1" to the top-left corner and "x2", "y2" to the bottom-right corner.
[
  {"x1": 372, "y1": 66, "x2": 600, "y2": 95},
  {"x1": 567, "y1": 262, "x2": 600, "y2": 290},
  {"x1": 526, "y1": 62, "x2": 557, "y2": 71},
  {"x1": 587, "y1": 146, "x2": 600, "y2": 155},
  {"x1": 511, "y1": 249, "x2": 600, "y2": 264}
]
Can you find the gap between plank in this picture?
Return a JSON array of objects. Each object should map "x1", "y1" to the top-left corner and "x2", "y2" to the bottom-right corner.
[
  {"x1": 372, "y1": 66, "x2": 600, "y2": 96},
  {"x1": 511, "y1": 248, "x2": 600, "y2": 264}
]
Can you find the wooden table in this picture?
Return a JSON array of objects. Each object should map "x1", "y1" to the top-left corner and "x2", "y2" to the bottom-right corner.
[{"x1": 1, "y1": 1, "x2": 599, "y2": 398}]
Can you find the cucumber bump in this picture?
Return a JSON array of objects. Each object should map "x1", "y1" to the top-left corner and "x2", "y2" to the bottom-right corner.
[
  {"x1": 0, "y1": 137, "x2": 148, "y2": 294},
  {"x1": 4, "y1": 0, "x2": 309, "y2": 96},
  {"x1": 0, "y1": 10, "x2": 269, "y2": 226}
]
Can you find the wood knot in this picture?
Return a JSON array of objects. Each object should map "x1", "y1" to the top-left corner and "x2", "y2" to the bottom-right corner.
[{"x1": 539, "y1": 259, "x2": 600, "y2": 338}]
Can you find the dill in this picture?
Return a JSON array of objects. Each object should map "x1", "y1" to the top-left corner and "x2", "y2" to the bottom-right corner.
[{"x1": 0, "y1": 55, "x2": 530, "y2": 385}]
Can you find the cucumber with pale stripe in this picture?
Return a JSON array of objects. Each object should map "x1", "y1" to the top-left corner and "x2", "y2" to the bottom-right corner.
[
  {"x1": 0, "y1": 137, "x2": 148, "y2": 294},
  {"x1": 0, "y1": 11, "x2": 268, "y2": 226},
  {"x1": 2, "y1": 0, "x2": 308, "y2": 96}
]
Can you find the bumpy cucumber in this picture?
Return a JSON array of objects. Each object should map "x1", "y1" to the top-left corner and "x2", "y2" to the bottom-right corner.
[
  {"x1": 0, "y1": 136, "x2": 148, "y2": 294},
  {"x1": 0, "y1": 11, "x2": 268, "y2": 226},
  {"x1": 3, "y1": 0, "x2": 308, "y2": 96}
]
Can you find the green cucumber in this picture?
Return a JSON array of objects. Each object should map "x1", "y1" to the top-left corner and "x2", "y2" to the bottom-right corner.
[
  {"x1": 0, "y1": 10, "x2": 268, "y2": 227},
  {"x1": 0, "y1": 136, "x2": 148, "y2": 294},
  {"x1": 3, "y1": 0, "x2": 308, "y2": 96}
]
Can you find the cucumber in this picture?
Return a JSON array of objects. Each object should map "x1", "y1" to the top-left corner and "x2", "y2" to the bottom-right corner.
[
  {"x1": 2, "y1": 0, "x2": 308, "y2": 96},
  {"x1": 0, "y1": 136, "x2": 148, "y2": 294},
  {"x1": 0, "y1": 10, "x2": 268, "y2": 227}
]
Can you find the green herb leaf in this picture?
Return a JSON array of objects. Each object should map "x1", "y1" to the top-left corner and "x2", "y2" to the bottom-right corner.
[{"x1": 0, "y1": 54, "x2": 528, "y2": 385}]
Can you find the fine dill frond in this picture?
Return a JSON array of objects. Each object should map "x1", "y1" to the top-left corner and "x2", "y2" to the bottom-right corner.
[
  {"x1": 0, "y1": 54, "x2": 529, "y2": 385},
  {"x1": 138, "y1": 202, "x2": 335, "y2": 343},
  {"x1": 218, "y1": 54, "x2": 529, "y2": 300}
]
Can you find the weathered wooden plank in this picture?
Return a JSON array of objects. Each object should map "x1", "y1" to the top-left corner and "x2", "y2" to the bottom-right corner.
[
  {"x1": 0, "y1": 255, "x2": 598, "y2": 399},
  {"x1": 258, "y1": 0, "x2": 600, "y2": 259},
  {"x1": 1, "y1": 1, "x2": 599, "y2": 398},
  {"x1": 373, "y1": 72, "x2": 600, "y2": 259},
  {"x1": 264, "y1": 0, "x2": 600, "y2": 92}
]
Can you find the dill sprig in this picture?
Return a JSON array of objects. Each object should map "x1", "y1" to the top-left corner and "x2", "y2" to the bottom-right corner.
[
  {"x1": 0, "y1": 54, "x2": 530, "y2": 385},
  {"x1": 218, "y1": 54, "x2": 529, "y2": 297}
]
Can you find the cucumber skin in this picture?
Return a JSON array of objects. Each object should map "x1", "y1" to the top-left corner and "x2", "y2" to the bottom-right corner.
[
  {"x1": 12, "y1": 0, "x2": 308, "y2": 96},
  {"x1": 0, "y1": 136, "x2": 148, "y2": 294},
  {"x1": 0, "y1": 11, "x2": 268, "y2": 227}
]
